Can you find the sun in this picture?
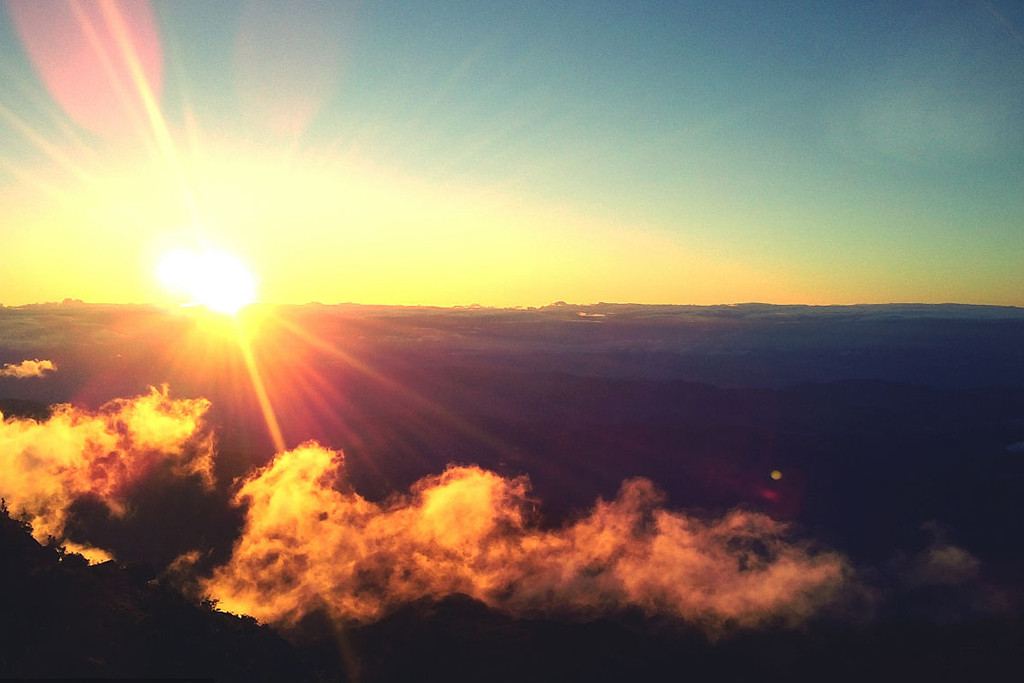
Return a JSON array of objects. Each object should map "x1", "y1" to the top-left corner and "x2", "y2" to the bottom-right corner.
[{"x1": 158, "y1": 249, "x2": 257, "y2": 315}]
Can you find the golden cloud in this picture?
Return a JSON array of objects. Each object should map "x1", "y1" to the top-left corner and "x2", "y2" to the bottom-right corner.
[
  {"x1": 0, "y1": 358, "x2": 57, "y2": 378},
  {"x1": 0, "y1": 386, "x2": 214, "y2": 559},
  {"x1": 205, "y1": 443, "x2": 848, "y2": 629},
  {"x1": 0, "y1": 385, "x2": 851, "y2": 627}
]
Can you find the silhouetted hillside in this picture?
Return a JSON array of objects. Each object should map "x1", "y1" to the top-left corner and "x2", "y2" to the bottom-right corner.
[
  {"x1": 0, "y1": 500, "x2": 313, "y2": 681},
  {"x1": 5, "y1": 492, "x2": 1022, "y2": 683},
  {"x1": 282, "y1": 593, "x2": 1024, "y2": 683}
]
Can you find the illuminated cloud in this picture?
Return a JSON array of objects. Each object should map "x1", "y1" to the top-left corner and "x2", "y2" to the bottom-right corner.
[
  {"x1": 0, "y1": 386, "x2": 214, "y2": 559},
  {"x1": 0, "y1": 358, "x2": 56, "y2": 378},
  {"x1": 205, "y1": 443, "x2": 848, "y2": 629},
  {"x1": 0, "y1": 380, "x2": 852, "y2": 627}
]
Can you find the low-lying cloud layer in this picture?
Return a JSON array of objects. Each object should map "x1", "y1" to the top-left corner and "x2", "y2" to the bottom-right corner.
[
  {"x1": 1, "y1": 386, "x2": 848, "y2": 629},
  {"x1": 204, "y1": 443, "x2": 848, "y2": 629},
  {"x1": 0, "y1": 386, "x2": 213, "y2": 557},
  {"x1": 0, "y1": 358, "x2": 57, "y2": 378}
]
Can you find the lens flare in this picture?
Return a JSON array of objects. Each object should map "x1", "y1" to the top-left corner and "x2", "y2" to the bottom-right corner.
[{"x1": 6, "y1": 0, "x2": 162, "y2": 138}]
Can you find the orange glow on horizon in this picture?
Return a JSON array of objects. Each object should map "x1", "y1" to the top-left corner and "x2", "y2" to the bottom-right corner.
[{"x1": 1, "y1": 2, "x2": 1022, "y2": 310}]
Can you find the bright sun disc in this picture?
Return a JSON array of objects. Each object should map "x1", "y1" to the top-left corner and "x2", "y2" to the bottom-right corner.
[{"x1": 158, "y1": 249, "x2": 257, "y2": 314}]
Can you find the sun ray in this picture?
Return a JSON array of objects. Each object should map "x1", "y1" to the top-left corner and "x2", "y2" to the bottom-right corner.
[
  {"x1": 96, "y1": 0, "x2": 200, "y2": 227},
  {"x1": 265, "y1": 311, "x2": 527, "y2": 468},
  {"x1": 234, "y1": 320, "x2": 287, "y2": 455},
  {"x1": 68, "y1": 0, "x2": 148, "y2": 133},
  {"x1": 0, "y1": 101, "x2": 96, "y2": 185}
]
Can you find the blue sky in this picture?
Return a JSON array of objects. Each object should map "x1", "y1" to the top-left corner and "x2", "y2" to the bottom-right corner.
[{"x1": 2, "y1": 1, "x2": 1023, "y2": 306}]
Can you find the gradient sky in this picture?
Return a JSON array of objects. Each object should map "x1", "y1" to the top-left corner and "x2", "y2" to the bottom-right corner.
[{"x1": 2, "y1": 0, "x2": 1023, "y2": 307}]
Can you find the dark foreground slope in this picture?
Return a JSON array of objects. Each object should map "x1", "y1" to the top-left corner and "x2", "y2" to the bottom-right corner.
[
  {"x1": 0, "y1": 502, "x2": 312, "y2": 682},
  {"x1": 4, "y1": 499, "x2": 1023, "y2": 683},
  {"x1": 281, "y1": 593, "x2": 1024, "y2": 683}
]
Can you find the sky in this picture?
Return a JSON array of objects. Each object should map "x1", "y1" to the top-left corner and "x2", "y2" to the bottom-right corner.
[{"x1": 1, "y1": 0, "x2": 1023, "y2": 308}]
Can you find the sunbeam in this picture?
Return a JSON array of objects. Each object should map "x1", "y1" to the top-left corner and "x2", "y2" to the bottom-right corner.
[
  {"x1": 95, "y1": 0, "x2": 200, "y2": 226},
  {"x1": 234, "y1": 316, "x2": 287, "y2": 455}
]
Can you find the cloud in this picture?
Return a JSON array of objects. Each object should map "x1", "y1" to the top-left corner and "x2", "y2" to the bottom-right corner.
[
  {"x1": 0, "y1": 386, "x2": 214, "y2": 559},
  {"x1": 204, "y1": 443, "x2": 848, "y2": 630},
  {"x1": 0, "y1": 358, "x2": 57, "y2": 378},
  {"x1": 0, "y1": 383, "x2": 851, "y2": 629},
  {"x1": 906, "y1": 543, "x2": 981, "y2": 587},
  {"x1": 883, "y1": 521, "x2": 1014, "y2": 622}
]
